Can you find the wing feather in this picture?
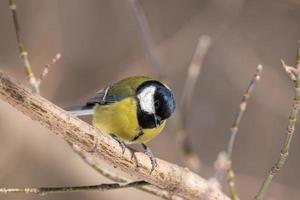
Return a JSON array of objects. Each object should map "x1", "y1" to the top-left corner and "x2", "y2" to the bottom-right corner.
[
  {"x1": 86, "y1": 87, "x2": 124, "y2": 106},
  {"x1": 86, "y1": 76, "x2": 153, "y2": 106}
]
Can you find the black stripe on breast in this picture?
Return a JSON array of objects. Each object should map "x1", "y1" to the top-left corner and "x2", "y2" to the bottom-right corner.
[
  {"x1": 136, "y1": 101, "x2": 157, "y2": 129},
  {"x1": 132, "y1": 130, "x2": 144, "y2": 142}
]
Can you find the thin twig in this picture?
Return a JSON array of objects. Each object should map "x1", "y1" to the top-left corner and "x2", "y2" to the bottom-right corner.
[
  {"x1": 70, "y1": 142, "x2": 127, "y2": 182},
  {"x1": 0, "y1": 71, "x2": 230, "y2": 200},
  {"x1": 174, "y1": 35, "x2": 211, "y2": 172},
  {"x1": 180, "y1": 35, "x2": 211, "y2": 115},
  {"x1": 221, "y1": 64, "x2": 263, "y2": 200},
  {"x1": 8, "y1": 0, "x2": 39, "y2": 94},
  {"x1": 70, "y1": 143, "x2": 181, "y2": 200},
  {"x1": 37, "y1": 53, "x2": 61, "y2": 86},
  {"x1": 255, "y1": 41, "x2": 300, "y2": 200},
  {"x1": 0, "y1": 181, "x2": 148, "y2": 195},
  {"x1": 226, "y1": 64, "x2": 263, "y2": 157},
  {"x1": 127, "y1": 0, "x2": 165, "y2": 79},
  {"x1": 225, "y1": 165, "x2": 238, "y2": 200}
]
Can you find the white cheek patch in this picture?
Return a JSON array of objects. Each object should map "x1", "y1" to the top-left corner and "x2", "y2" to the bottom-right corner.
[{"x1": 137, "y1": 86, "x2": 156, "y2": 114}]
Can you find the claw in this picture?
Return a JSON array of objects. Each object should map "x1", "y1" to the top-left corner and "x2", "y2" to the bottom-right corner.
[
  {"x1": 131, "y1": 151, "x2": 139, "y2": 167},
  {"x1": 110, "y1": 134, "x2": 126, "y2": 154},
  {"x1": 142, "y1": 143, "x2": 158, "y2": 173}
]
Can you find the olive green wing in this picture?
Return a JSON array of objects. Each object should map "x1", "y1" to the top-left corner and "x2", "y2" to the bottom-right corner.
[{"x1": 86, "y1": 76, "x2": 153, "y2": 106}]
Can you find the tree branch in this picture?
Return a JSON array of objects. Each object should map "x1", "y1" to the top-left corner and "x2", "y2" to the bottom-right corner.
[
  {"x1": 8, "y1": 0, "x2": 39, "y2": 93},
  {"x1": 175, "y1": 35, "x2": 211, "y2": 173},
  {"x1": 0, "y1": 71, "x2": 229, "y2": 200},
  {"x1": 7, "y1": 1, "x2": 179, "y2": 198},
  {"x1": 70, "y1": 143, "x2": 182, "y2": 200},
  {"x1": 37, "y1": 53, "x2": 61, "y2": 86},
  {"x1": 223, "y1": 64, "x2": 262, "y2": 200},
  {"x1": 255, "y1": 41, "x2": 300, "y2": 200},
  {"x1": 0, "y1": 181, "x2": 148, "y2": 195}
]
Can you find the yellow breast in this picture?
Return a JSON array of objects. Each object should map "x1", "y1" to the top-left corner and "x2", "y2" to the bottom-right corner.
[{"x1": 92, "y1": 97, "x2": 165, "y2": 143}]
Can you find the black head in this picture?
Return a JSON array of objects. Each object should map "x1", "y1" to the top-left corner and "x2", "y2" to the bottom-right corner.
[{"x1": 136, "y1": 80, "x2": 176, "y2": 129}]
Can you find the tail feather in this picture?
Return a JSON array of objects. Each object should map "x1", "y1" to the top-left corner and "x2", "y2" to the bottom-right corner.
[{"x1": 65, "y1": 105, "x2": 94, "y2": 116}]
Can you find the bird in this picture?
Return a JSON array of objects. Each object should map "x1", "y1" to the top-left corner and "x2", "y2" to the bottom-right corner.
[{"x1": 67, "y1": 76, "x2": 176, "y2": 172}]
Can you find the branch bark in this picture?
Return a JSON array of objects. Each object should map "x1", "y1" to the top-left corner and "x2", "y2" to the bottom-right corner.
[{"x1": 0, "y1": 71, "x2": 229, "y2": 200}]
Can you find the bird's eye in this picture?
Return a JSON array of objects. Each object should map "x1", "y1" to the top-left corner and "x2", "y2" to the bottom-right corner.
[{"x1": 154, "y1": 100, "x2": 160, "y2": 109}]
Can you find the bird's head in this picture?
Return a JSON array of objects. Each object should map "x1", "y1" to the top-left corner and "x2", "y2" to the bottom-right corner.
[{"x1": 136, "y1": 80, "x2": 176, "y2": 129}]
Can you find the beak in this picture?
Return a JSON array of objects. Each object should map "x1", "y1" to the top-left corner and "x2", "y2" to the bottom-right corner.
[{"x1": 153, "y1": 115, "x2": 161, "y2": 128}]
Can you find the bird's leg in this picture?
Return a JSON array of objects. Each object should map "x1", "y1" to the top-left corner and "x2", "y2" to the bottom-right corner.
[
  {"x1": 129, "y1": 148, "x2": 139, "y2": 167},
  {"x1": 141, "y1": 143, "x2": 157, "y2": 173},
  {"x1": 110, "y1": 134, "x2": 126, "y2": 154}
]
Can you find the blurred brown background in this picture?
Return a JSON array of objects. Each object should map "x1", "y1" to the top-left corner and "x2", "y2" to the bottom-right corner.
[{"x1": 0, "y1": 0, "x2": 300, "y2": 199}]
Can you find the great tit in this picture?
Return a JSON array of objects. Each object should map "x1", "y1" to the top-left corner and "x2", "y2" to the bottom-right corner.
[{"x1": 67, "y1": 76, "x2": 176, "y2": 172}]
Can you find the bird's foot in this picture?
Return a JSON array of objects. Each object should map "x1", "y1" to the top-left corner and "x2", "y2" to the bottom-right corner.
[
  {"x1": 130, "y1": 150, "x2": 139, "y2": 167},
  {"x1": 142, "y1": 143, "x2": 158, "y2": 173},
  {"x1": 110, "y1": 134, "x2": 126, "y2": 154}
]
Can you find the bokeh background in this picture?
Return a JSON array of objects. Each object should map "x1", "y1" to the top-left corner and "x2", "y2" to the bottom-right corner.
[{"x1": 0, "y1": 0, "x2": 300, "y2": 199}]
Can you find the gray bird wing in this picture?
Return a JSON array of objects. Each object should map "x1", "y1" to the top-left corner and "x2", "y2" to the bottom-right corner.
[{"x1": 86, "y1": 86, "x2": 126, "y2": 106}]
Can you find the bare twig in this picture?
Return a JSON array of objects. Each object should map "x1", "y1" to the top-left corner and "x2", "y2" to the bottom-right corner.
[
  {"x1": 220, "y1": 64, "x2": 263, "y2": 200},
  {"x1": 37, "y1": 53, "x2": 61, "y2": 85},
  {"x1": 71, "y1": 143, "x2": 128, "y2": 183},
  {"x1": 70, "y1": 143, "x2": 181, "y2": 200},
  {"x1": 127, "y1": 0, "x2": 165, "y2": 79},
  {"x1": 0, "y1": 181, "x2": 148, "y2": 195},
  {"x1": 180, "y1": 35, "x2": 211, "y2": 115},
  {"x1": 212, "y1": 65, "x2": 263, "y2": 199},
  {"x1": 174, "y1": 35, "x2": 211, "y2": 172},
  {"x1": 255, "y1": 41, "x2": 300, "y2": 200},
  {"x1": 225, "y1": 163, "x2": 238, "y2": 200},
  {"x1": 0, "y1": 71, "x2": 230, "y2": 200},
  {"x1": 226, "y1": 64, "x2": 263, "y2": 157},
  {"x1": 8, "y1": 0, "x2": 39, "y2": 94}
]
